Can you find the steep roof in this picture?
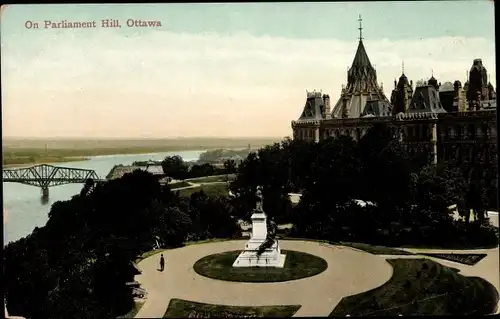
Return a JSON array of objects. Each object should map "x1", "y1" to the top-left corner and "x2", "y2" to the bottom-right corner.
[
  {"x1": 428, "y1": 76, "x2": 439, "y2": 90},
  {"x1": 361, "y1": 100, "x2": 392, "y2": 117},
  {"x1": 297, "y1": 92, "x2": 325, "y2": 121},
  {"x1": 397, "y1": 73, "x2": 410, "y2": 88},
  {"x1": 331, "y1": 39, "x2": 390, "y2": 118},
  {"x1": 408, "y1": 85, "x2": 447, "y2": 114},
  {"x1": 350, "y1": 40, "x2": 373, "y2": 69},
  {"x1": 439, "y1": 82, "x2": 454, "y2": 92}
]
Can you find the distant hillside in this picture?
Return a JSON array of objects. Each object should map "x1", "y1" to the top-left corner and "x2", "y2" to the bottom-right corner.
[
  {"x1": 2, "y1": 137, "x2": 282, "y2": 150},
  {"x1": 198, "y1": 148, "x2": 258, "y2": 164}
]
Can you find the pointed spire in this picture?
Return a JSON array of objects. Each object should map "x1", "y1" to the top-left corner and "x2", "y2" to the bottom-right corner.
[
  {"x1": 431, "y1": 68, "x2": 434, "y2": 77},
  {"x1": 358, "y1": 14, "x2": 363, "y2": 41}
]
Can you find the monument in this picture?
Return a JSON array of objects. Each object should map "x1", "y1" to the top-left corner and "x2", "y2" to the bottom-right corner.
[{"x1": 233, "y1": 186, "x2": 286, "y2": 268}]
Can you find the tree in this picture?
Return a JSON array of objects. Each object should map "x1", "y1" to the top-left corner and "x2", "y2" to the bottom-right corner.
[
  {"x1": 153, "y1": 204, "x2": 193, "y2": 247},
  {"x1": 187, "y1": 191, "x2": 239, "y2": 240},
  {"x1": 79, "y1": 178, "x2": 95, "y2": 197},
  {"x1": 4, "y1": 236, "x2": 58, "y2": 319},
  {"x1": 223, "y1": 159, "x2": 237, "y2": 174},
  {"x1": 410, "y1": 163, "x2": 466, "y2": 234},
  {"x1": 161, "y1": 155, "x2": 189, "y2": 180}
]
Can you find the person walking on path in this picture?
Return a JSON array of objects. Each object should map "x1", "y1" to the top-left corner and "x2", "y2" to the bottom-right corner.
[{"x1": 159, "y1": 254, "x2": 165, "y2": 272}]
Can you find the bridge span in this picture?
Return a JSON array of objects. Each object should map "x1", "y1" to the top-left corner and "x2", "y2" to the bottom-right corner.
[{"x1": 2, "y1": 164, "x2": 104, "y2": 197}]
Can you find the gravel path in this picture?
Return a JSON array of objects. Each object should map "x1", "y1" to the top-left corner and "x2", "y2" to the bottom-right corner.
[
  {"x1": 135, "y1": 240, "x2": 500, "y2": 317},
  {"x1": 135, "y1": 240, "x2": 393, "y2": 318}
]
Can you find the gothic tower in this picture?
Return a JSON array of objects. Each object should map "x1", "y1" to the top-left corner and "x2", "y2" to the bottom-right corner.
[
  {"x1": 466, "y1": 58, "x2": 496, "y2": 108},
  {"x1": 391, "y1": 62, "x2": 413, "y2": 115},
  {"x1": 331, "y1": 15, "x2": 389, "y2": 118}
]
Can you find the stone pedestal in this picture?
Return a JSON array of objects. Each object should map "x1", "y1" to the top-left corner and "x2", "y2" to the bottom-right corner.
[{"x1": 232, "y1": 211, "x2": 286, "y2": 268}]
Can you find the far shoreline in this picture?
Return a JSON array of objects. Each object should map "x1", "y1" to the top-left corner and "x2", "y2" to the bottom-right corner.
[
  {"x1": 2, "y1": 156, "x2": 90, "y2": 168},
  {"x1": 2, "y1": 147, "x2": 248, "y2": 168}
]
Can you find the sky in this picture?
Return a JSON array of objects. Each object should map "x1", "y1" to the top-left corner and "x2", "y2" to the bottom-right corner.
[{"x1": 1, "y1": 2, "x2": 496, "y2": 138}]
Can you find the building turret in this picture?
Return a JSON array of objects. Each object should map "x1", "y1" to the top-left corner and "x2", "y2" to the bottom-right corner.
[
  {"x1": 487, "y1": 81, "x2": 496, "y2": 100},
  {"x1": 391, "y1": 71, "x2": 414, "y2": 115},
  {"x1": 331, "y1": 15, "x2": 390, "y2": 118},
  {"x1": 466, "y1": 58, "x2": 495, "y2": 109},
  {"x1": 452, "y1": 80, "x2": 467, "y2": 111},
  {"x1": 323, "y1": 94, "x2": 331, "y2": 119},
  {"x1": 428, "y1": 74, "x2": 439, "y2": 90},
  {"x1": 439, "y1": 81, "x2": 456, "y2": 112}
]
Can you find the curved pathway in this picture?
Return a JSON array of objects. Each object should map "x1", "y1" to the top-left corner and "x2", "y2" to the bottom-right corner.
[
  {"x1": 169, "y1": 181, "x2": 227, "y2": 191},
  {"x1": 135, "y1": 240, "x2": 393, "y2": 318}
]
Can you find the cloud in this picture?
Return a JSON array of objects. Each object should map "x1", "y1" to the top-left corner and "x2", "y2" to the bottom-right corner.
[{"x1": 1, "y1": 30, "x2": 496, "y2": 138}]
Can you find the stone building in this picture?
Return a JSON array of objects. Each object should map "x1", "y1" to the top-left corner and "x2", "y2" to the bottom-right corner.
[{"x1": 291, "y1": 17, "x2": 497, "y2": 203}]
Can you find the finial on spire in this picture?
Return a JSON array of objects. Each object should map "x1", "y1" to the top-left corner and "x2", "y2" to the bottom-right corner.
[
  {"x1": 431, "y1": 68, "x2": 434, "y2": 77},
  {"x1": 402, "y1": 61, "x2": 405, "y2": 74},
  {"x1": 358, "y1": 14, "x2": 363, "y2": 41}
]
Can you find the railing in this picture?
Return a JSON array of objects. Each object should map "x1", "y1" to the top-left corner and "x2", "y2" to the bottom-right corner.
[{"x1": 3, "y1": 164, "x2": 102, "y2": 189}]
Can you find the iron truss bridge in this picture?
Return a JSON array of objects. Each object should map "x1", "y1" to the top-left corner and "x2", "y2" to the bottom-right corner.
[{"x1": 2, "y1": 164, "x2": 104, "y2": 190}]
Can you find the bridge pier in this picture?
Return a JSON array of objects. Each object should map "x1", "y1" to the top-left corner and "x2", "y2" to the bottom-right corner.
[{"x1": 41, "y1": 187, "x2": 49, "y2": 199}]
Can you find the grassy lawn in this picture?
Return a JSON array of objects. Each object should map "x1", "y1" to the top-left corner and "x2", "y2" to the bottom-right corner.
[
  {"x1": 280, "y1": 238, "x2": 414, "y2": 255},
  {"x1": 168, "y1": 181, "x2": 192, "y2": 189},
  {"x1": 117, "y1": 301, "x2": 145, "y2": 318},
  {"x1": 176, "y1": 183, "x2": 229, "y2": 197},
  {"x1": 330, "y1": 258, "x2": 499, "y2": 316},
  {"x1": 420, "y1": 253, "x2": 487, "y2": 266},
  {"x1": 338, "y1": 242, "x2": 415, "y2": 255},
  {"x1": 185, "y1": 174, "x2": 236, "y2": 183},
  {"x1": 280, "y1": 236, "x2": 331, "y2": 244},
  {"x1": 184, "y1": 238, "x2": 233, "y2": 246},
  {"x1": 193, "y1": 250, "x2": 327, "y2": 282},
  {"x1": 164, "y1": 298, "x2": 301, "y2": 318}
]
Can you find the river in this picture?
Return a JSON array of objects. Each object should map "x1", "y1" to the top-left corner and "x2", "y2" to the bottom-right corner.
[{"x1": 3, "y1": 150, "x2": 206, "y2": 244}]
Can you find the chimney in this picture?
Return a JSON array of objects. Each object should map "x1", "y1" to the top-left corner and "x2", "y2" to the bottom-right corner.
[
  {"x1": 341, "y1": 97, "x2": 348, "y2": 118},
  {"x1": 323, "y1": 94, "x2": 331, "y2": 119}
]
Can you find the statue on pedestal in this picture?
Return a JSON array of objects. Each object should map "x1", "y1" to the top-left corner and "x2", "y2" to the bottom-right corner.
[
  {"x1": 255, "y1": 186, "x2": 264, "y2": 211},
  {"x1": 267, "y1": 217, "x2": 277, "y2": 240},
  {"x1": 232, "y1": 185, "x2": 286, "y2": 267}
]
